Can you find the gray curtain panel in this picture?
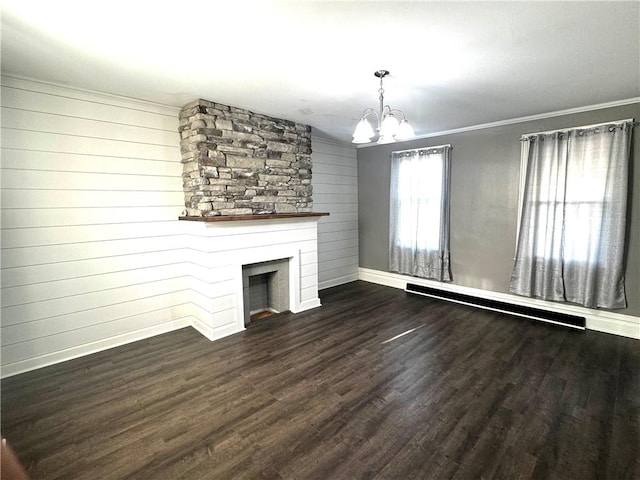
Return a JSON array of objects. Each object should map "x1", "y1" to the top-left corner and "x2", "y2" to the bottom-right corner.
[
  {"x1": 510, "y1": 120, "x2": 633, "y2": 309},
  {"x1": 389, "y1": 146, "x2": 452, "y2": 281}
]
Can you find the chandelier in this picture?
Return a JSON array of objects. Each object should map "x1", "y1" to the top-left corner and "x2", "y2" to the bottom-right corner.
[{"x1": 352, "y1": 70, "x2": 415, "y2": 144}]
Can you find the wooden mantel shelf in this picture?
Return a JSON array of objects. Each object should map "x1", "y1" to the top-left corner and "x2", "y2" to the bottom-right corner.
[{"x1": 179, "y1": 212, "x2": 329, "y2": 222}]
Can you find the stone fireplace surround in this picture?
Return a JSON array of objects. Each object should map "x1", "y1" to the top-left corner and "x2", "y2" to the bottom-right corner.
[
  {"x1": 178, "y1": 98, "x2": 327, "y2": 342},
  {"x1": 179, "y1": 99, "x2": 313, "y2": 217}
]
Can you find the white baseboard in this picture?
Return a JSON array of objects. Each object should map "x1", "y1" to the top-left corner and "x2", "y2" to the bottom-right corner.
[
  {"x1": 292, "y1": 298, "x2": 322, "y2": 313},
  {"x1": 359, "y1": 268, "x2": 640, "y2": 340},
  {"x1": 318, "y1": 273, "x2": 360, "y2": 291},
  {"x1": 1, "y1": 317, "x2": 194, "y2": 378},
  {"x1": 190, "y1": 317, "x2": 244, "y2": 342}
]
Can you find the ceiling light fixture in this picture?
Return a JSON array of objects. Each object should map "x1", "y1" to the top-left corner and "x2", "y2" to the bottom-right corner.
[{"x1": 352, "y1": 70, "x2": 415, "y2": 144}]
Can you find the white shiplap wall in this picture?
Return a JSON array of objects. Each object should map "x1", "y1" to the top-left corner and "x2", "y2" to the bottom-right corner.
[
  {"x1": 311, "y1": 135, "x2": 359, "y2": 289},
  {"x1": 0, "y1": 78, "x2": 340, "y2": 378},
  {"x1": 0, "y1": 76, "x2": 190, "y2": 377}
]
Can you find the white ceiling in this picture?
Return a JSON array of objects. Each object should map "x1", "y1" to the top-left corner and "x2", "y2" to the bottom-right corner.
[{"x1": 2, "y1": 1, "x2": 639, "y2": 143}]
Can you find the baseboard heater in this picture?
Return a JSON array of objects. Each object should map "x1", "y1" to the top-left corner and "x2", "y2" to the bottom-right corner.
[{"x1": 405, "y1": 283, "x2": 586, "y2": 330}]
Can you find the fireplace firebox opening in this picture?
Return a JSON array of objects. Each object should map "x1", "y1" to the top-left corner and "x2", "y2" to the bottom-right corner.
[{"x1": 242, "y1": 259, "x2": 290, "y2": 326}]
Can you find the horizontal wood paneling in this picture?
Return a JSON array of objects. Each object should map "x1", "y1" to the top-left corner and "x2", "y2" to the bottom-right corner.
[
  {"x1": 316, "y1": 219, "x2": 358, "y2": 233},
  {"x1": 187, "y1": 287, "x2": 236, "y2": 310},
  {"x1": 318, "y1": 247, "x2": 359, "y2": 262},
  {"x1": 312, "y1": 183, "x2": 358, "y2": 195},
  {"x1": 312, "y1": 202, "x2": 357, "y2": 213},
  {"x1": 1, "y1": 222, "x2": 183, "y2": 248},
  {"x1": 312, "y1": 135, "x2": 359, "y2": 289},
  {"x1": 1, "y1": 107, "x2": 178, "y2": 145},
  {"x1": 0, "y1": 76, "x2": 186, "y2": 375},
  {"x1": 1, "y1": 189, "x2": 185, "y2": 209},
  {"x1": 1, "y1": 236, "x2": 187, "y2": 268},
  {"x1": 1, "y1": 206, "x2": 183, "y2": 228},
  {"x1": 318, "y1": 265, "x2": 361, "y2": 285},
  {"x1": 318, "y1": 229, "x2": 358, "y2": 243},
  {"x1": 2, "y1": 169, "x2": 181, "y2": 191},
  {"x1": 2, "y1": 263, "x2": 189, "y2": 308},
  {"x1": 1, "y1": 149, "x2": 180, "y2": 176},
  {"x1": 2, "y1": 129, "x2": 180, "y2": 160},
  {"x1": 313, "y1": 163, "x2": 358, "y2": 177},
  {"x1": 310, "y1": 171, "x2": 358, "y2": 185},
  {"x1": 316, "y1": 193, "x2": 358, "y2": 204},
  {"x1": 317, "y1": 237, "x2": 359, "y2": 252},
  {"x1": 2, "y1": 280, "x2": 190, "y2": 343},
  {"x1": 185, "y1": 230, "x2": 318, "y2": 255},
  {"x1": 186, "y1": 264, "x2": 236, "y2": 285},
  {"x1": 0, "y1": 77, "x2": 327, "y2": 377},
  {"x1": 2, "y1": 303, "x2": 193, "y2": 364}
]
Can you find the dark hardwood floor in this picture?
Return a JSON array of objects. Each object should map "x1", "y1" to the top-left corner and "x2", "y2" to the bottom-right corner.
[{"x1": 2, "y1": 281, "x2": 639, "y2": 479}]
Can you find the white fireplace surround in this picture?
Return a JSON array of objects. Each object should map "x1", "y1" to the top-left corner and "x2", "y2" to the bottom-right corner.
[{"x1": 182, "y1": 216, "x2": 323, "y2": 341}]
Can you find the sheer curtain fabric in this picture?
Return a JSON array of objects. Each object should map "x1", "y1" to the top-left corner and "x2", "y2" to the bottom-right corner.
[
  {"x1": 510, "y1": 120, "x2": 633, "y2": 309},
  {"x1": 389, "y1": 146, "x2": 452, "y2": 281}
]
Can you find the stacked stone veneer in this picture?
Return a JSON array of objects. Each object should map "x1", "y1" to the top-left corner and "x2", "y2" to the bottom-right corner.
[{"x1": 179, "y1": 99, "x2": 313, "y2": 216}]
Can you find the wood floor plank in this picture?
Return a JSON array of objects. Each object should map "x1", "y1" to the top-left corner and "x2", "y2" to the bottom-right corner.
[{"x1": 2, "y1": 281, "x2": 639, "y2": 479}]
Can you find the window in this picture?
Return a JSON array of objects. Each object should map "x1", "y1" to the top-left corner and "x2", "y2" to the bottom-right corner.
[
  {"x1": 510, "y1": 120, "x2": 633, "y2": 309},
  {"x1": 389, "y1": 145, "x2": 452, "y2": 281},
  {"x1": 395, "y1": 155, "x2": 443, "y2": 249}
]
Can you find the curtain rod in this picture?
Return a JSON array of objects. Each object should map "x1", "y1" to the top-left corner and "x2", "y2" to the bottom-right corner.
[
  {"x1": 392, "y1": 144, "x2": 451, "y2": 155},
  {"x1": 520, "y1": 118, "x2": 635, "y2": 139}
]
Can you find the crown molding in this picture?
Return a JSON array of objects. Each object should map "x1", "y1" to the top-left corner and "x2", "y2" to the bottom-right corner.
[
  {"x1": 1, "y1": 73, "x2": 181, "y2": 116},
  {"x1": 356, "y1": 97, "x2": 640, "y2": 148}
]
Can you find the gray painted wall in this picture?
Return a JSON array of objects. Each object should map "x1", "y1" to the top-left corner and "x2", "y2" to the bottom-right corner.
[{"x1": 358, "y1": 103, "x2": 640, "y2": 317}]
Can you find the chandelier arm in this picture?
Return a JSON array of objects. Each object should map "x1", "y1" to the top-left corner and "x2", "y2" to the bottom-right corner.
[
  {"x1": 360, "y1": 108, "x2": 380, "y2": 130},
  {"x1": 360, "y1": 107, "x2": 379, "y2": 119},
  {"x1": 387, "y1": 108, "x2": 408, "y2": 120}
]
